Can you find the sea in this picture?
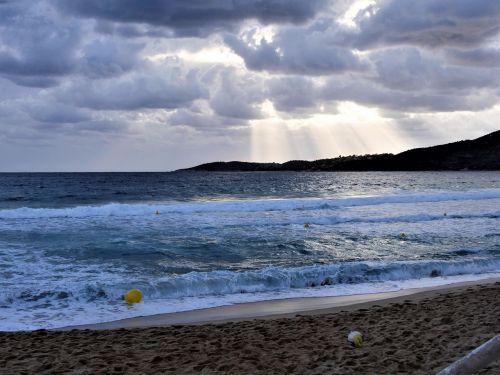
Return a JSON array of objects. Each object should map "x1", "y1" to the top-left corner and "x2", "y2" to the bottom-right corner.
[{"x1": 0, "y1": 171, "x2": 499, "y2": 331}]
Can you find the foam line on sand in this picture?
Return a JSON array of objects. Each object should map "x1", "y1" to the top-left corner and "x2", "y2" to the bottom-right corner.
[
  {"x1": 2, "y1": 278, "x2": 499, "y2": 374},
  {"x1": 63, "y1": 276, "x2": 500, "y2": 330}
]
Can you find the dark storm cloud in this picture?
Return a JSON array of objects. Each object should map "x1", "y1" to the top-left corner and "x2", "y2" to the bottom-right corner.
[
  {"x1": 57, "y1": 0, "x2": 329, "y2": 37},
  {"x1": 0, "y1": 1, "x2": 147, "y2": 87},
  {"x1": 446, "y1": 48, "x2": 500, "y2": 67},
  {"x1": 223, "y1": 0, "x2": 500, "y2": 114},
  {"x1": 351, "y1": 0, "x2": 500, "y2": 49},
  {"x1": 0, "y1": 1, "x2": 81, "y2": 86},
  {"x1": 79, "y1": 39, "x2": 145, "y2": 79},
  {"x1": 1, "y1": 0, "x2": 500, "y2": 155},
  {"x1": 4, "y1": 76, "x2": 61, "y2": 88},
  {"x1": 0, "y1": 0, "x2": 27, "y2": 24},
  {"x1": 225, "y1": 0, "x2": 500, "y2": 76},
  {"x1": 93, "y1": 21, "x2": 178, "y2": 39}
]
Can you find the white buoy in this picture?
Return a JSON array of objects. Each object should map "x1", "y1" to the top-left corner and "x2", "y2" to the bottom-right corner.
[{"x1": 348, "y1": 331, "x2": 363, "y2": 348}]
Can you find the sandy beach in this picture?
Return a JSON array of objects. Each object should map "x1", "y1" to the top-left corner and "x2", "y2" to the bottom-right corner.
[{"x1": 1, "y1": 279, "x2": 499, "y2": 374}]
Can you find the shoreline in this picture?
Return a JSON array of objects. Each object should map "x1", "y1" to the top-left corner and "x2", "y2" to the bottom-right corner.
[
  {"x1": 62, "y1": 276, "x2": 500, "y2": 331},
  {"x1": 3, "y1": 277, "x2": 499, "y2": 374}
]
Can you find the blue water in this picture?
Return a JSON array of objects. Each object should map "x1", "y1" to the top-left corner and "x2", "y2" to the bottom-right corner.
[{"x1": 0, "y1": 171, "x2": 499, "y2": 331}]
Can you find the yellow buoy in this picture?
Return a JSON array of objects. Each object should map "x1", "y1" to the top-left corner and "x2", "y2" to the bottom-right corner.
[
  {"x1": 124, "y1": 288, "x2": 142, "y2": 304},
  {"x1": 304, "y1": 223, "x2": 311, "y2": 228}
]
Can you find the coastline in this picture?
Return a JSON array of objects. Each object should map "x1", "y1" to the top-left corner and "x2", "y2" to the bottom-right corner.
[
  {"x1": 2, "y1": 277, "x2": 499, "y2": 374},
  {"x1": 64, "y1": 276, "x2": 500, "y2": 330}
]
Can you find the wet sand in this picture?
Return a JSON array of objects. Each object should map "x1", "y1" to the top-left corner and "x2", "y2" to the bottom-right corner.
[
  {"x1": 1, "y1": 280, "x2": 499, "y2": 374},
  {"x1": 65, "y1": 277, "x2": 500, "y2": 330}
]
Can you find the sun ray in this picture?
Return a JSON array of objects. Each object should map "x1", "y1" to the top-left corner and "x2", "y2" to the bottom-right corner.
[{"x1": 250, "y1": 101, "x2": 416, "y2": 162}]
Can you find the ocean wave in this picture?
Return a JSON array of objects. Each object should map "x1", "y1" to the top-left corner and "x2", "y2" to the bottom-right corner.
[
  {"x1": 135, "y1": 258, "x2": 500, "y2": 299},
  {"x1": 286, "y1": 211, "x2": 500, "y2": 227},
  {"x1": 2, "y1": 258, "x2": 499, "y2": 308},
  {"x1": 1, "y1": 189, "x2": 500, "y2": 219}
]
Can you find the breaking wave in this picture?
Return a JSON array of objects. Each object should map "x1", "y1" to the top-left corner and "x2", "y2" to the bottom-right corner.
[
  {"x1": 1, "y1": 189, "x2": 499, "y2": 219},
  {"x1": 3, "y1": 257, "x2": 499, "y2": 309}
]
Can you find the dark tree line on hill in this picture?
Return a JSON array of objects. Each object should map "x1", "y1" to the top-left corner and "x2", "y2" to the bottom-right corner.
[{"x1": 182, "y1": 130, "x2": 500, "y2": 172}]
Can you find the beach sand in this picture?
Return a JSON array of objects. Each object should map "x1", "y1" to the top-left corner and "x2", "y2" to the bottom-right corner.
[{"x1": 1, "y1": 281, "x2": 499, "y2": 374}]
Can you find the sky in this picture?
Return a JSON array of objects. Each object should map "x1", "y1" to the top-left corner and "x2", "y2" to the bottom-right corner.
[{"x1": 0, "y1": 0, "x2": 499, "y2": 171}]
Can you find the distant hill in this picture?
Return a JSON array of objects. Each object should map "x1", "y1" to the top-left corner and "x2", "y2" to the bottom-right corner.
[{"x1": 182, "y1": 130, "x2": 500, "y2": 171}]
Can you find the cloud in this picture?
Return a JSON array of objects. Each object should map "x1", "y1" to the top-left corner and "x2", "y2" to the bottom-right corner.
[
  {"x1": 1, "y1": 0, "x2": 500, "y2": 171},
  {"x1": 267, "y1": 77, "x2": 317, "y2": 112},
  {"x1": 224, "y1": 22, "x2": 366, "y2": 75},
  {"x1": 209, "y1": 69, "x2": 264, "y2": 119},
  {"x1": 371, "y1": 47, "x2": 500, "y2": 92},
  {"x1": 80, "y1": 39, "x2": 145, "y2": 78},
  {"x1": 169, "y1": 108, "x2": 217, "y2": 129},
  {"x1": 58, "y1": 65, "x2": 207, "y2": 111},
  {"x1": 25, "y1": 102, "x2": 91, "y2": 124},
  {"x1": 57, "y1": 0, "x2": 329, "y2": 37},
  {"x1": 4, "y1": 76, "x2": 61, "y2": 88},
  {"x1": 223, "y1": 0, "x2": 500, "y2": 76},
  {"x1": 0, "y1": 1, "x2": 81, "y2": 86},
  {"x1": 168, "y1": 108, "x2": 247, "y2": 135},
  {"x1": 321, "y1": 75, "x2": 498, "y2": 113},
  {"x1": 446, "y1": 47, "x2": 500, "y2": 67},
  {"x1": 261, "y1": 45, "x2": 500, "y2": 114},
  {"x1": 351, "y1": 0, "x2": 500, "y2": 49},
  {"x1": 264, "y1": 71, "x2": 499, "y2": 115}
]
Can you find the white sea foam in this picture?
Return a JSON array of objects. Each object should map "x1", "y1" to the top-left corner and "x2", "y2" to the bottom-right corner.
[
  {"x1": 1, "y1": 270, "x2": 499, "y2": 331},
  {"x1": 2, "y1": 257, "x2": 499, "y2": 308},
  {"x1": 1, "y1": 188, "x2": 500, "y2": 219},
  {"x1": 1, "y1": 183, "x2": 499, "y2": 331}
]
